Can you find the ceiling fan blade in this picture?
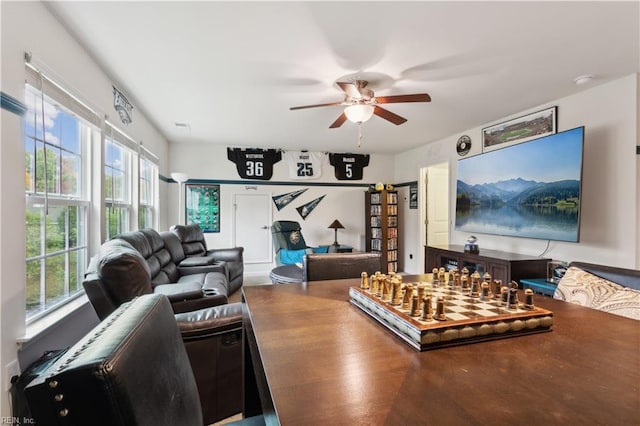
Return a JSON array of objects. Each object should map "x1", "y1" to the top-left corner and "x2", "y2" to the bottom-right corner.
[
  {"x1": 290, "y1": 101, "x2": 343, "y2": 111},
  {"x1": 336, "y1": 81, "x2": 363, "y2": 99},
  {"x1": 329, "y1": 113, "x2": 347, "y2": 128},
  {"x1": 374, "y1": 106, "x2": 407, "y2": 125},
  {"x1": 375, "y1": 93, "x2": 431, "y2": 104}
]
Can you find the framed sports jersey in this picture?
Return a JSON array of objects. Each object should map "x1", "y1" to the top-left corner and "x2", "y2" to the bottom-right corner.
[
  {"x1": 185, "y1": 184, "x2": 220, "y2": 233},
  {"x1": 227, "y1": 148, "x2": 282, "y2": 180},
  {"x1": 329, "y1": 153, "x2": 370, "y2": 180},
  {"x1": 283, "y1": 150, "x2": 325, "y2": 179}
]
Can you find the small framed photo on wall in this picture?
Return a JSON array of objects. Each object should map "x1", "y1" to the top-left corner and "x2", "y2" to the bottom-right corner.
[{"x1": 482, "y1": 106, "x2": 557, "y2": 152}]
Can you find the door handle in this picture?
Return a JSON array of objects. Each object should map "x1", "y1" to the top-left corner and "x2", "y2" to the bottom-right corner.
[{"x1": 261, "y1": 226, "x2": 268, "y2": 229}]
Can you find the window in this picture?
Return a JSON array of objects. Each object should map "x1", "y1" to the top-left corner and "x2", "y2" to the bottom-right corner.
[
  {"x1": 104, "y1": 133, "x2": 131, "y2": 239},
  {"x1": 24, "y1": 83, "x2": 93, "y2": 320},
  {"x1": 23, "y1": 62, "x2": 160, "y2": 322},
  {"x1": 139, "y1": 154, "x2": 157, "y2": 229}
]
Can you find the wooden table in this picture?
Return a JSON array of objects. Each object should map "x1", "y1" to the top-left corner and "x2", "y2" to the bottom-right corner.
[{"x1": 242, "y1": 275, "x2": 640, "y2": 425}]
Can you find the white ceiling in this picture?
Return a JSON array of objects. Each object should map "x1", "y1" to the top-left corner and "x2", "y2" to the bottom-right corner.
[{"x1": 47, "y1": 1, "x2": 639, "y2": 154}]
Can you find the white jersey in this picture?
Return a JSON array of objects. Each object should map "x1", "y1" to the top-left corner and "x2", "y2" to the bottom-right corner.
[{"x1": 283, "y1": 151, "x2": 325, "y2": 180}]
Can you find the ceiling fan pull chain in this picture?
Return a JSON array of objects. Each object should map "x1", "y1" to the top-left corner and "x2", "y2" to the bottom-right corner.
[{"x1": 358, "y1": 122, "x2": 363, "y2": 148}]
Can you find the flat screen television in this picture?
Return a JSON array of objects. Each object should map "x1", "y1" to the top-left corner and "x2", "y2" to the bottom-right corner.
[{"x1": 455, "y1": 126, "x2": 584, "y2": 242}]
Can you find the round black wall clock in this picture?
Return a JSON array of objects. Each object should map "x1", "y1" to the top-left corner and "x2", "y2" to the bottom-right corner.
[{"x1": 457, "y1": 135, "x2": 471, "y2": 156}]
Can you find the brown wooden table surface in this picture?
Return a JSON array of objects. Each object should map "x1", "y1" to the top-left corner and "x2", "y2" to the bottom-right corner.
[{"x1": 242, "y1": 275, "x2": 640, "y2": 425}]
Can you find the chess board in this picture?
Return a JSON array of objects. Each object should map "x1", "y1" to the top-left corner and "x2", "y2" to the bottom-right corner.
[{"x1": 349, "y1": 282, "x2": 554, "y2": 351}]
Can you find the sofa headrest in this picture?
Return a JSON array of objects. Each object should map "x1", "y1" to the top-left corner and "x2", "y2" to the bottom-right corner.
[
  {"x1": 141, "y1": 228, "x2": 166, "y2": 253},
  {"x1": 170, "y1": 224, "x2": 208, "y2": 256},
  {"x1": 116, "y1": 230, "x2": 153, "y2": 258},
  {"x1": 94, "y1": 239, "x2": 153, "y2": 304}
]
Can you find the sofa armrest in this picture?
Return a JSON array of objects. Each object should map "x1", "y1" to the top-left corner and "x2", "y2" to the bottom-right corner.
[
  {"x1": 153, "y1": 283, "x2": 228, "y2": 313},
  {"x1": 205, "y1": 247, "x2": 244, "y2": 263},
  {"x1": 175, "y1": 302, "x2": 243, "y2": 339},
  {"x1": 153, "y1": 282, "x2": 204, "y2": 302},
  {"x1": 178, "y1": 261, "x2": 227, "y2": 276}
]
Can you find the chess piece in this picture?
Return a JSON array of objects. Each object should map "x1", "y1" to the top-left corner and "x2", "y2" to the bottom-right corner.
[
  {"x1": 492, "y1": 279, "x2": 502, "y2": 300},
  {"x1": 435, "y1": 296, "x2": 447, "y2": 321},
  {"x1": 360, "y1": 272, "x2": 369, "y2": 290},
  {"x1": 500, "y1": 286, "x2": 509, "y2": 306},
  {"x1": 524, "y1": 288, "x2": 535, "y2": 310},
  {"x1": 391, "y1": 277, "x2": 402, "y2": 306},
  {"x1": 470, "y1": 272, "x2": 481, "y2": 297},
  {"x1": 461, "y1": 275, "x2": 469, "y2": 291},
  {"x1": 402, "y1": 283, "x2": 413, "y2": 310},
  {"x1": 421, "y1": 294, "x2": 433, "y2": 320},
  {"x1": 483, "y1": 272, "x2": 492, "y2": 285},
  {"x1": 461, "y1": 267, "x2": 469, "y2": 278},
  {"x1": 371, "y1": 275, "x2": 380, "y2": 296},
  {"x1": 432, "y1": 268, "x2": 439, "y2": 286},
  {"x1": 416, "y1": 283, "x2": 426, "y2": 303},
  {"x1": 508, "y1": 281, "x2": 519, "y2": 309},
  {"x1": 410, "y1": 292, "x2": 421, "y2": 317},
  {"x1": 480, "y1": 281, "x2": 490, "y2": 301},
  {"x1": 382, "y1": 275, "x2": 392, "y2": 302},
  {"x1": 438, "y1": 267, "x2": 446, "y2": 285}
]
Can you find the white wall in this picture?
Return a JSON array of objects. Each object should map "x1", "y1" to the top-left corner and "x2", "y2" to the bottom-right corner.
[
  {"x1": 167, "y1": 143, "x2": 394, "y2": 275},
  {"x1": 395, "y1": 74, "x2": 639, "y2": 273},
  {"x1": 0, "y1": 2, "x2": 170, "y2": 416}
]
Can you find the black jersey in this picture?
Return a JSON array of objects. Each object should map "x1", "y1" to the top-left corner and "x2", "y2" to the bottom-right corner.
[
  {"x1": 227, "y1": 148, "x2": 282, "y2": 180},
  {"x1": 329, "y1": 153, "x2": 370, "y2": 180}
]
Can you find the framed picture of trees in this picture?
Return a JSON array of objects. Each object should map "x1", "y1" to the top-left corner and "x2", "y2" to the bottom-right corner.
[{"x1": 185, "y1": 184, "x2": 220, "y2": 233}]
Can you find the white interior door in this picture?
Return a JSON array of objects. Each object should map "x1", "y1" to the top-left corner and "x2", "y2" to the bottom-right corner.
[
  {"x1": 234, "y1": 192, "x2": 272, "y2": 263},
  {"x1": 426, "y1": 163, "x2": 450, "y2": 246}
]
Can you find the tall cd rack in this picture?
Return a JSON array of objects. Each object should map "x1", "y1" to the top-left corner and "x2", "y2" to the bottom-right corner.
[{"x1": 365, "y1": 189, "x2": 399, "y2": 273}]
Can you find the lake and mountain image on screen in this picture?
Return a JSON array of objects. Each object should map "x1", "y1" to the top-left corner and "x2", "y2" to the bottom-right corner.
[{"x1": 455, "y1": 127, "x2": 584, "y2": 242}]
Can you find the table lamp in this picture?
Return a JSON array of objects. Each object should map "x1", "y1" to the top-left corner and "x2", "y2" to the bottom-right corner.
[{"x1": 328, "y1": 219, "x2": 344, "y2": 246}]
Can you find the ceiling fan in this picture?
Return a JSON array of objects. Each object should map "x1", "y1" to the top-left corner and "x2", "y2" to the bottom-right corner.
[{"x1": 289, "y1": 79, "x2": 431, "y2": 128}]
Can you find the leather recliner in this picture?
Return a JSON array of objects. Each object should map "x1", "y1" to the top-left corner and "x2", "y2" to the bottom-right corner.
[
  {"x1": 271, "y1": 220, "x2": 332, "y2": 265},
  {"x1": 82, "y1": 235, "x2": 244, "y2": 424},
  {"x1": 25, "y1": 294, "x2": 244, "y2": 425},
  {"x1": 170, "y1": 224, "x2": 244, "y2": 293}
]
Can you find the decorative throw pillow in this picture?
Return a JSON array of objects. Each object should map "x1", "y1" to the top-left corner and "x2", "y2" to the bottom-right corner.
[{"x1": 554, "y1": 266, "x2": 640, "y2": 320}]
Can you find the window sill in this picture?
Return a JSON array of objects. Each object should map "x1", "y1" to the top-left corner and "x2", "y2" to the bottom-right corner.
[{"x1": 18, "y1": 294, "x2": 90, "y2": 346}]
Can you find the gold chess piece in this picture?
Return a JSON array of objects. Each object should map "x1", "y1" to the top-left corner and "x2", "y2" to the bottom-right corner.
[
  {"x1": 435, "y1": 296, "x2": 447, "y2": 321},
  {"x1": 421, "y1": 294, "x2": 433, "y2": 320},
  {"x1": 410, "y1": 292, "x2": 421, "y2": 317},
  {"x1": 391, "y1": 277, "x2": 403, "y2": 306},
  {"x1": 360, "y1": 272, "x2": 369, "y2": 290},
  {"x1": 524, "y1": 288, "x2": 535, "y2": 310},
  {"x1": 402, "y1": 283, "x2": 413, "y2": 310}
]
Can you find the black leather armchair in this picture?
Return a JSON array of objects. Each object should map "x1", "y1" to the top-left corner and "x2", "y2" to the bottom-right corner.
[
  {"x1": 271, "y1": 220, "x2": 332, "y2": 265},
  {"x1": 82, "y1": 233, "x2": 245, "y2": 424},
  {"x1": 25, "y1": 294, "x2": 243, "y2": 425},
  {"x1": 170, "y1": 224, "x2": 244, "y2": 293}
]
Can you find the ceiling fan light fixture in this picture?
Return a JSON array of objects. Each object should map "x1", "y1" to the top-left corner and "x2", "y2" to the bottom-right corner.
[{"x1": 344, "y1": 104, "x2": 374, "y2": 123}]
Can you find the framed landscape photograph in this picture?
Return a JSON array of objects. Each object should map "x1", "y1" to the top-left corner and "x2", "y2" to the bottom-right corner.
[
  {"x1": 185, "y1": 183, "x2": 220, "y2": 233},
  {"x1": 482, "y1": 106, "x2": 557, "y2": 152}
]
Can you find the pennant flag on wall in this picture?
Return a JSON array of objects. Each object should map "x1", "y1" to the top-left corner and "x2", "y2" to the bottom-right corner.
[
  {"x1": 296, "y1": 195, "x2": 325, "y2": 220},
  {"x1": 272, "y1": 188, "x2": 308, "y2": 211}
]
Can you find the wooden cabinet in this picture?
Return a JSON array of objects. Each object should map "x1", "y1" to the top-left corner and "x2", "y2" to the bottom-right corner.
[
  {"x1": 365, "y1": 190, "x2": 398, "y2": 273},
  {"x1": 425, "y1": 245, "x2": 549, "y2": 287}
]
